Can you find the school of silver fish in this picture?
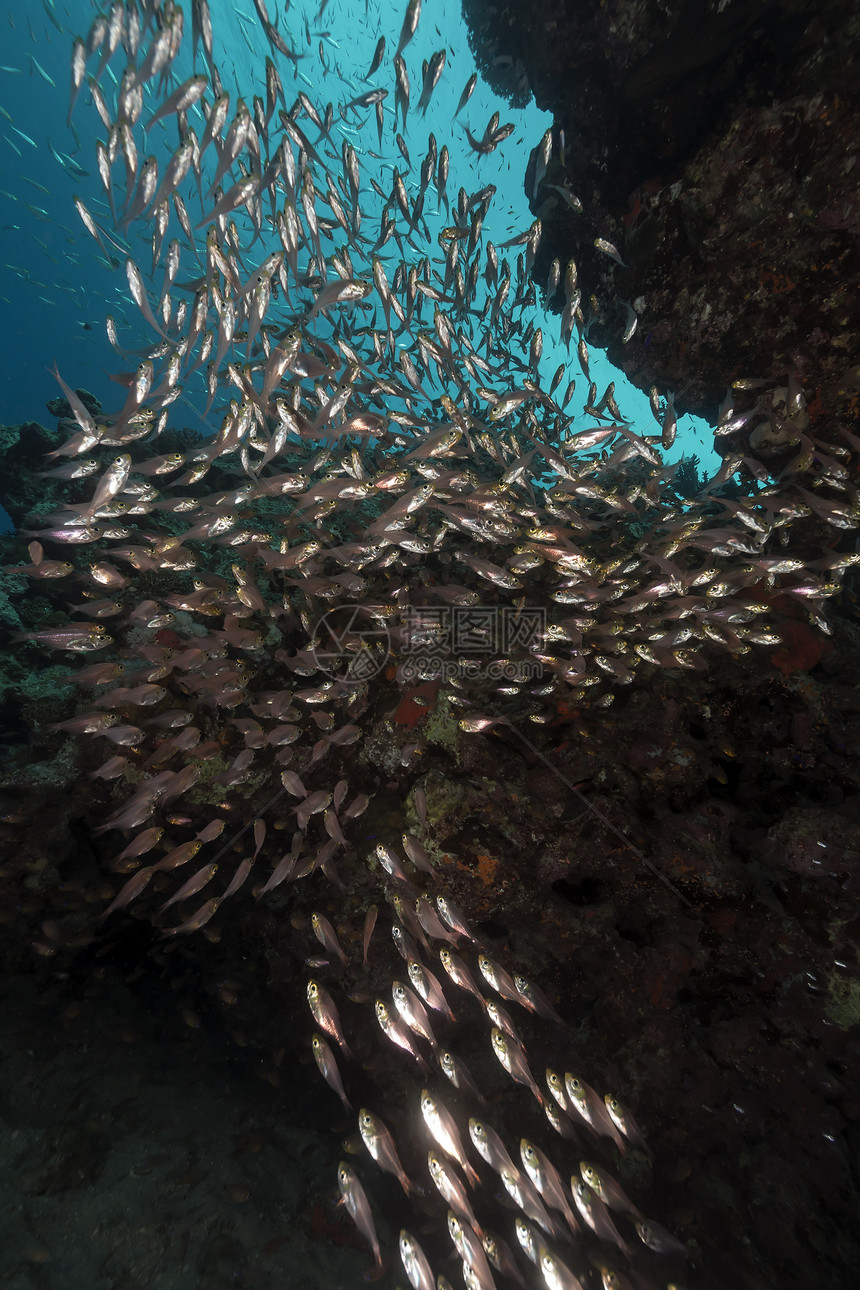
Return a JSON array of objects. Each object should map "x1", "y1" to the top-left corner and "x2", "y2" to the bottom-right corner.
[{"x1": 10, "y1": 1, "x2": 860, "y2": 1286}]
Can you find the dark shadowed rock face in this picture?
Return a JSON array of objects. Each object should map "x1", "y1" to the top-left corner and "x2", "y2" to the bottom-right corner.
[{"x1": 463, "y1": 0, "x2": 860, "y2": 423}]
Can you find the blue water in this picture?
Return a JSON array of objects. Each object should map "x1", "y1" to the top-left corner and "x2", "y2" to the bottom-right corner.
[{"x1": 0, "y1": 0, "x2": 717, "y2": 526}]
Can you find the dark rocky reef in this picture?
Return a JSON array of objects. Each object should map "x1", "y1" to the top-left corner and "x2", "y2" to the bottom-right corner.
[{"x1": 462, "y1": 0, "x2": 860, "y2": 424}]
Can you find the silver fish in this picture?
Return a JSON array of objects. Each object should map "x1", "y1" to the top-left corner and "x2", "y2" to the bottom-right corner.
[
  {"x1": 392, "y1": 980, "x2": 439, "y2": 1051},
  {"x1": 570, "y1": 1179, "x2": 630, "y2": 1257},
  {"x1": 439, "y1": 1050, "x2": 485, "y2": 1104},
  {"x1": 521, "y1": 1138, "x2": 580, "y2": 1233},
  {"x1": 427, "y1": 1150, "x2": 482, "y2": 1237},
  {"x1": 538, "y1": 1244, "x2": 585, "y2": 1290},
  {"x1": 564, "y1": 1074, "x2": 625, "y2": 1151},
  {"x1": 375, "y1": 998, "x2": 429, "y2": 1072},
  {"x1": 420, "y1": 1089, "x2": 480, "y2": 1187},
  {"x1": 635, "y1": 1218, "x2": 688, "y2": 1256},
  {"x1": 400, "y1": 1229, "x2": 434, "y2": 1290},
  {"x1": 490, "y1": 1028, "x2": 543, "y2": 1107},
  {"x1": 359, "y1": 1108, "x2": 412, "y2": 1195},
  {"x1": 338, "y1": 1162, "x2": 383, "y2": 1278},
  {"x1": 307, "y1": 979, "x2": 352, "y2": 1057},
  {"x1": 312, "y1": 1033, "x2": 351, "y2": 1113},
  {"x1": 604, "y1": 1094, "x2": 651, "y2": 1157},
  {"x1": 579, "y1": 1161, "x2": 643, "y2": 1220},
  {"x1": 395, "y1": 0, "x2": 422, "y2": 58}
]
